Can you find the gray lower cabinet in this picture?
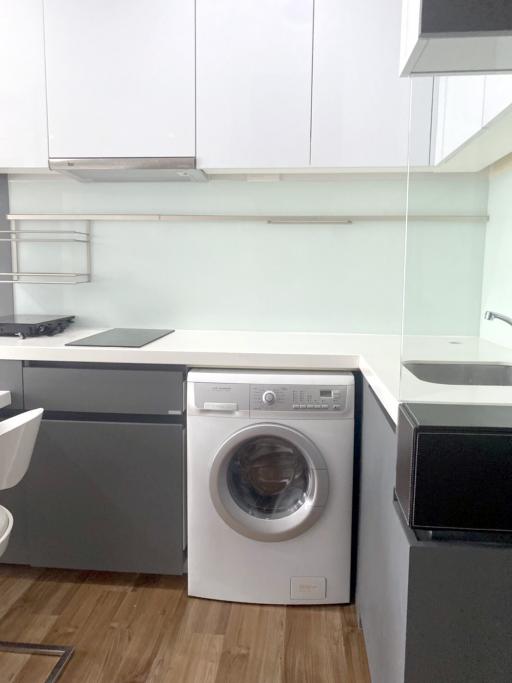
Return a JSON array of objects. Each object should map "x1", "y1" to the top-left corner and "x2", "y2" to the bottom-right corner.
[
  {"x1": 405, "y1": 542, "x2": 512, "y2": 682},
  {"x1": 357, "y1": 380, "x2": 410, "y2": 683},
  {"x1": 0, "y1": 360, "x2": 26, "y2": 563},
  {"x1": 23, "y1": 364, "x2": 184, "y2": 415},
  {"x1": 24, "y1": 419, "x2": 184, "y2": 575},
  {"x1": 358, "y1": 380, "x2": 512, "y2": 683},
  {"x1": 0, "y1": 479, "x2": 30, "y2": 564},
  {"x1": 0, "y1": 360, "x2": 24, "y2": 409}
]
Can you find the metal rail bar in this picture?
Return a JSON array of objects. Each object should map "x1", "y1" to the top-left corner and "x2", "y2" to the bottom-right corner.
[
  {"x1": 0, "y1": 240, "x2": 88, "y2": 244},
  {"x1": 0, "y1": 230, "x2": 89, "y2": 236},
  {"x1": 0, "y1": 272, "x2": 89, "y2": 276},
  {"x1": 6, "y1": 213, "x2": 490, "y2": 223}
]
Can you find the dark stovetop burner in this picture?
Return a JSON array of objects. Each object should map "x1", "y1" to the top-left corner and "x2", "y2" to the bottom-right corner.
[{"x1": 0, "y1": 315, "x2": 75, "y2": 339}]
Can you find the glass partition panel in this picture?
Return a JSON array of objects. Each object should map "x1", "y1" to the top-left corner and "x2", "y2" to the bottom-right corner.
[{"x1": 401, "y1": 74, "x2": 512, "y2": 403}]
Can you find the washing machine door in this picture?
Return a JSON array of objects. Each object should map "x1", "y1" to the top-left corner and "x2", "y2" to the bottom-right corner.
[{"x1": 209, "y1": 423, "x2": 329, "y2": 542}]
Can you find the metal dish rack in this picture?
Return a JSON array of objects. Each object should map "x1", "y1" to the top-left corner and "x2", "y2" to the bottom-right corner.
[{"x1": 2, "y1": 216, "x2": 91, "y2": 284}]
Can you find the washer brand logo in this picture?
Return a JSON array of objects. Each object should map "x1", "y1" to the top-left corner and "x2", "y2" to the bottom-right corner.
[{"x1": 212, "y1": 386, "x2": 231, "y2": 392}]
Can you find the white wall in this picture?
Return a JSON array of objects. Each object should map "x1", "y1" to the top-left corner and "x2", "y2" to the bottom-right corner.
[
  {"x1": 480, "y1": 155, "x2": 512, "y2": 347},
  {"x1": 8, "y1": 173, "x2": 488, "y2": 334}
]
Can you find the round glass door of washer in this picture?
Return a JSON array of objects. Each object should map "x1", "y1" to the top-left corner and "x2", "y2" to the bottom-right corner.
[{"x1": 209, "y1": 423, "x2": 329, "y2": 541}]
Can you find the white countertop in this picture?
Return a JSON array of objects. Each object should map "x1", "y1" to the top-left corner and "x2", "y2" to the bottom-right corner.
[{"x1": 1, "y1": 328, "x2": 512, "y2": 423}]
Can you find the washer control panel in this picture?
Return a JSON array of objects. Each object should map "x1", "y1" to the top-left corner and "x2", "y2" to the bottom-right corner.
[{"x1": 250, "y1": 384, "x2": 347, "y2": 413}]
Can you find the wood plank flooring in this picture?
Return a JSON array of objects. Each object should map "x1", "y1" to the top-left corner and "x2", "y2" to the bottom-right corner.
[{"x1": 0, "y1": 565, "x2": 371, "y2": 683}]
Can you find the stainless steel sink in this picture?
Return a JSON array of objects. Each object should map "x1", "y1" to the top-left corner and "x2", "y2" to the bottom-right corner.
[{"x1": 403, "y1": 361, "x2": 512, "y2": 386}]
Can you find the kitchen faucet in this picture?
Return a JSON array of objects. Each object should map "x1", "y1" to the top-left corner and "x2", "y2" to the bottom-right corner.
[{"x1": 484, "y1": 310, "x2": 512, "y2": 327}]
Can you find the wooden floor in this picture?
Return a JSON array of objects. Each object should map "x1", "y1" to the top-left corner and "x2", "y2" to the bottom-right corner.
[{"x1": 0, "y1": 565, "x2": 370, "y2": 683}]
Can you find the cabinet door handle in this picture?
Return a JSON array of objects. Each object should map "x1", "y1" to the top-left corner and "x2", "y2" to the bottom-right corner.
[{"x1": 202, "y1": 402, "x2": 238, "y2": 412}]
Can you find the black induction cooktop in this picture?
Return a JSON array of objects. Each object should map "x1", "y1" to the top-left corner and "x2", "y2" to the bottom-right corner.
[{"x1": 66, "y1": 328, "x2": 174, "y2": 348}]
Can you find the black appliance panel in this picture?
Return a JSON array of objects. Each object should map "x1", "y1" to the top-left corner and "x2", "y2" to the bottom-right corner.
[
  {"x1": 413, "y1": 430, "x2": 512, "y2": 531},
  {"x1": 396, "y1": 403, "x2": 512, "y2": 534},
  {"x1": 66, "y1": 328, "x2": 173, "y2": 348}
]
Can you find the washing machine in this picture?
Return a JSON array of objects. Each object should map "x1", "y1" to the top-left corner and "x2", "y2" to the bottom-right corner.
[{"x1": 186, "y1": 370, "x2": 355, "y2": 605}]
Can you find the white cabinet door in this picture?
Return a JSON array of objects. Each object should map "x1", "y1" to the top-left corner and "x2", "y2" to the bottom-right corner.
[
  {"x1": 434, "y1": 75, "x2": 485, "y2": 163},
  {"x1": 483, "y1": 74, "x2": 512, "y2": 126},
  {"x1": 44, "y1": 0, "x2": 195, "y2": 158},
  {"x1": 0, "y1": 0, "x2": 48, "y2": 168},
  {"x1": 196, "y1": 0, "x2": 313, "y2": 168},
  {"x1": 311, "y1": 0, "x2": 432, "y2": 168}
]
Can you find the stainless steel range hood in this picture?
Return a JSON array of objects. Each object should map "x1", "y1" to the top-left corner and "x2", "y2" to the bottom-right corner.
[
  {"x1": 401, "y1": 0, "x2": 512, "y2": 76},
  {"x1": 49, "y1": 157, "x2": 207, "y2": 182}
]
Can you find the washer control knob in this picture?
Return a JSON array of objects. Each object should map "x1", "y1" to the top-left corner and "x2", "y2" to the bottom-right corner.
[{"x1": 262, "y1": 390, "x2": 277, "y2": 405}]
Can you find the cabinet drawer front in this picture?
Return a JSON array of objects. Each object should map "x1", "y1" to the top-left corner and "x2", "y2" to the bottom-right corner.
[
  {"x1": 26, "y1": 420, "x2": 184, "y2": 574},
  {"x1": 24, "y1": 365, "x2": 183, "y2": 415}
]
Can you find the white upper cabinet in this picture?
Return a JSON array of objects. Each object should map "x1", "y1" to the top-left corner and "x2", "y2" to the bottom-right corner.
[
  {"x1": 43, "y1": 0, "x2": 195, "y2": 159},
  {"x1": 432, "y1": 73, "x2": 512, "y2": 171},
  {"x1": 0, "y1": 0, "x2": 48, "y2": 168},
  {"x1": 311, "y1": 0, "x2": 433, "y2": 168},
  {"x1": 196, "y1": 0, "x2": 313, "y2": 169},
  {"x1": 483, "y1": 74, "x2": 512, "y2": 125},
  {"x1": 434, "y1": 75, "x2": 485, "y2": 164}
]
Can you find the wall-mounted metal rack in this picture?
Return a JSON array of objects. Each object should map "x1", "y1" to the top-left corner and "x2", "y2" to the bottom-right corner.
[
  {"x1": 3, "y1": 211, "x2": 490, "y2": 284},
  {"x1": 3, "y1": 216, "x2": 91, "y2": 285}
]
